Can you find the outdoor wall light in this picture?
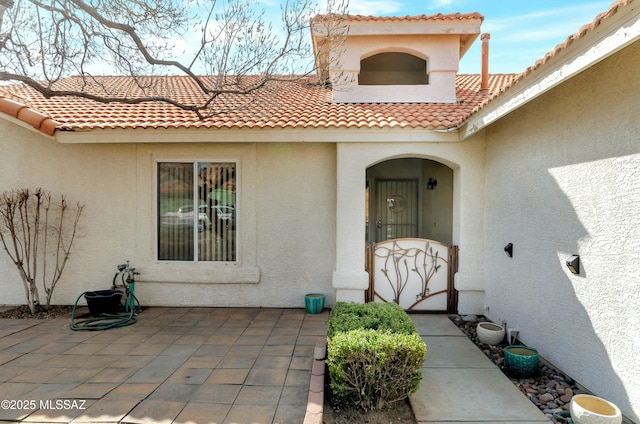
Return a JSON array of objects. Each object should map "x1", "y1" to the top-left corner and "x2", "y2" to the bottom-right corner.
[
  {"x1": 566, "y1": 255, "x2": 580, "y2": 274},
  {"x1": 426, "y1": 178, "x2": 438, "y2": 190},
  {"x1": 504, "y1": 243, "x2": 513, "y2": 258}
]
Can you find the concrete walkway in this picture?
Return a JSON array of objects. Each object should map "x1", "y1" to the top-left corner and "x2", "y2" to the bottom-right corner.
[
  {"x1": 409, "y1": 314, "x2": 549, "y2": 423},
  {"x1": 0, "y1": 308, "x2": 549, "y2": 423}
]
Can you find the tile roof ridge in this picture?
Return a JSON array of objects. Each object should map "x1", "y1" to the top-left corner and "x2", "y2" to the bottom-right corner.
[
  {"x1": 0, "y1": 94, "x2": 60, "y2": 136},
  {"x1": 457, "y1": 73, "x2": 518, "y2": 76},
  {"x1": 313, "y1": 11, "x2": 484, "y2": 22}
]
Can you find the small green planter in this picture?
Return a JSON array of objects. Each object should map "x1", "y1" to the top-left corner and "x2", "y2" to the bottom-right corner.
[
  {"x1": 504, "y1": 345, "x2": 539, "y2": 377},
  {"x1": 304, "y1": 293, "x2": 325, "y2": 314}
]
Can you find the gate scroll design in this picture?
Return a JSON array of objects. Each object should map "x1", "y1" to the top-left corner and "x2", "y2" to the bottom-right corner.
[{"x1": 367, "y1": 238, "x2": 458, "y2": 312}]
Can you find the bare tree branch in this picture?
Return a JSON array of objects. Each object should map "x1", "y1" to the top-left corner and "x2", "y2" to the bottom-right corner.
[
  {"x1": 0, "y1": 0, "x2": 349, "y2": 119},
  {"x1": 0, "y1": 189, "x2": 83, "y2": 314}
]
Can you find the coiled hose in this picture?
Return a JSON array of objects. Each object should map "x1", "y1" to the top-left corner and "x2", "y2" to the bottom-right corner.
[{"x1": 70, "y1": 290, "x2": 141, "y2": 331}]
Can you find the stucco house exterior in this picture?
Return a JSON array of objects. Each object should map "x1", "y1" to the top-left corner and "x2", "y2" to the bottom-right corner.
[{"x1": 0, "y1": 0, "x2": 638, "y2": 420}]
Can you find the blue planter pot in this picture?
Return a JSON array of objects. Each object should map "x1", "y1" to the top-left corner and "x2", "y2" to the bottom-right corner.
[
  {"x1": 304, "y1": 293, "x2": 325, "y2": 314},
  {"x1": 504, "y1": 345, "x2": 539, "y2": 377}
]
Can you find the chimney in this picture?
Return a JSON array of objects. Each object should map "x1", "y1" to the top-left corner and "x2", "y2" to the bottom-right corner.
[{"x1": 480, "y1": 33, "x2": 490, "y2": 95}]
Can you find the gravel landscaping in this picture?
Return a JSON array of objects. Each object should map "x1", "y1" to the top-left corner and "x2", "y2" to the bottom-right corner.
[{"x1": 449, "y1": 314, "x2": 591, "y2": 423}]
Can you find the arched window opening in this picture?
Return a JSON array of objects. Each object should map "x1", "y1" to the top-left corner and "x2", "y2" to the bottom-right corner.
[{"x1": 358, "y1": 52, "x2": 428, "y2": 85}]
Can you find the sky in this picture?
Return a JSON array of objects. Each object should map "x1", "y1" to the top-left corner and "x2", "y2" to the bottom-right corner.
[
  {"x1": 6, "y1": 0, "x2": 614, "y2": 78},
  {"x1": 342, "y1": 0, "x2": 614, "y2": 74}
]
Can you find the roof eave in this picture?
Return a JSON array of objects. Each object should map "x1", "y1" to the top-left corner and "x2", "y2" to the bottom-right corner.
[
  {"x1": 0, "y1": 96, "x2": 59, "y2": 137},
  {"x1": 460, "y1": 0, "x2": 640, "y2": 139},
  {"x1": 54, "y1": 125, "x2": 463, "y2": 144}
]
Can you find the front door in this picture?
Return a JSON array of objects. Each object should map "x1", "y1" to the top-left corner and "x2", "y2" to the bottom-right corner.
[{"x1": 375, "y1": 179, "x2": 419, "y2": 242}]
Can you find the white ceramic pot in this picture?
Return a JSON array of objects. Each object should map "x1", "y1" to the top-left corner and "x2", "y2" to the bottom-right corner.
[
  {"x1": 570, "y1": 394, "x2": 622, "y2": 424},
  {"x1": 476, "y1": 322, "x2": 505, "y2": 345}
]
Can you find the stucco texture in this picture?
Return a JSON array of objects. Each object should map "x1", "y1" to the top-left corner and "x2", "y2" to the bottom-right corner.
[
  {"x1": 482, "y1": 41, "x2": 640, "y2": 420},
  {"x1": 0, "y1": 123, "x2": 138, "y2": 305}
]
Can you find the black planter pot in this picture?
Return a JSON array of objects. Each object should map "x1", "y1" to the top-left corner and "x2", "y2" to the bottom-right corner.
[{"x1": 84, "y1": 290, "x2": 122, "y2": 316}]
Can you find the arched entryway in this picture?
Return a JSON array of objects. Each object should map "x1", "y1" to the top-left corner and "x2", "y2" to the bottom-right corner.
[
  {"x1": 366, "y1": 158, "x2": 457, "y2": 312},
  {"x1": 333, "y1": 143, "x2": 485, "y2": 314},
  {"x1": 366, "y1": 158, "x2": 453, "y2": 244}
]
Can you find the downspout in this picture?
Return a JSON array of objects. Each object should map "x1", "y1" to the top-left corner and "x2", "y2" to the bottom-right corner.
[{"x1": 479, "y1": 33, "x2": 490, "y2": 95}]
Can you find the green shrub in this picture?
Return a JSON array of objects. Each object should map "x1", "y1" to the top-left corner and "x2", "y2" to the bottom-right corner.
[
  {"x1": 327, "y1": 301, "x2": 418, "y2": 338},
  {"x1": 326, "y1": 302, "x2": 426, "y2": 411}
]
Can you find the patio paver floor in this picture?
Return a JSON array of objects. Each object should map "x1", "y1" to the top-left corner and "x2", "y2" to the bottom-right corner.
[
  {"x1": 0, "y1": 308, "x2": 553, "y2": 424},
  {"x1": 0, "y1": 307, "x2": 327, "y2": 424}
]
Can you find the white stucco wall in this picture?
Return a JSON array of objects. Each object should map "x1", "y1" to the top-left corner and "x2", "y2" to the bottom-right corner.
[
  {"x1": 133, "y1": 142, "x2": 337, "y2": 308},
  {"x1": 329, "y1": 35, "x2": 460, "y2": 103},
  {"x1": 482, "y1": 41, "x2": 640, "y2": 420},
  {"x1": 0, "y1": 122, "x2": 139, "y2": 305},
  {"x1": 0, "y1": 131, "x2": 336, "y2": 308}
]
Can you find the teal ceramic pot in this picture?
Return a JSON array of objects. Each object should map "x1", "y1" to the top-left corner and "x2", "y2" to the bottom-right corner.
[
  {"x1": 504, "y1": 345, "x2": 539, "y2": 377},
  {"x1": 304, "y1": 293, "x2": 325, "y2": 314}
]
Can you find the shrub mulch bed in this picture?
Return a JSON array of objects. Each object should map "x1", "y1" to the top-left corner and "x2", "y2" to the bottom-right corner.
[
  {"x1": 323, "y1": 379, "x2": 417, "y2": 424},
  {"x1": 0, "y1": 305, "x2": 73, "y2": 319}
]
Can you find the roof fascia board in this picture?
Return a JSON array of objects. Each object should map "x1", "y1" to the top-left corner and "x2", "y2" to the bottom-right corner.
[
  {"x1": 54, "y1": 127, "x2": 461, "y2": 144},
  {"x1": 460, "y1": 4, "x2": 640, "y2": 139}
]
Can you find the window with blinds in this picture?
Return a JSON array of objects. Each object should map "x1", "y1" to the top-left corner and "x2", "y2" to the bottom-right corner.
[{"x1": 157, "y1": 162, "x2": 236, "y2": 262}]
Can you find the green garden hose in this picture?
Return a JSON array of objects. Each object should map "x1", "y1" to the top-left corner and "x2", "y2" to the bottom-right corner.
[{"x1": 70, "y1": 291, "x2": 141, "y2": 331}]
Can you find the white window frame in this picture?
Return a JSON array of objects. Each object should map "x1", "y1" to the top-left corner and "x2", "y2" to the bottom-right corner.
[{"x1": 136, "y1": 144, "x2": 259, "y2": 285}]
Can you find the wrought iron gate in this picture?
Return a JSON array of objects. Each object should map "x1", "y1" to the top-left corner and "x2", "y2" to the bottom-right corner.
[
  {"x1": 375, "y1": 179, "x2": 419, "y2": 241},
  {"x1": 366, "y1": 238, "x2": 458, "y2": 313}
]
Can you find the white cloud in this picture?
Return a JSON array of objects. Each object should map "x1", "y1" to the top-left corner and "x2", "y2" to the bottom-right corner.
[
  {"x1": 484, "y1": 2, "x2": 611, "y2": 44},
  {"x1": 430, "y1": 0, "x2": 455, "y2": 7},
  {"x1": 347, "y1": 0, "x2": 403, "y2": 15}
]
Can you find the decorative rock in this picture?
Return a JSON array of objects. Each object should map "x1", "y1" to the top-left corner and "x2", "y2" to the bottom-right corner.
[
  {"x1": 540, "y1": 393, "x2": 555, "y2": 403},
  {"x1": 560, "y1": 394, "x2": 573, "y2": 403},
  {"x1": 449, "y1": 314, "x2": 597, "y2": 423}
]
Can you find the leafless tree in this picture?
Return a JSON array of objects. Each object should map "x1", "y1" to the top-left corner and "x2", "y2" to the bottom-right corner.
[
  {"x1": 0, "y1": 188, "x2": 84, "y2": 315},
  {"x1": 0, "y1": 0, "x2": 348, "y2": 118}
]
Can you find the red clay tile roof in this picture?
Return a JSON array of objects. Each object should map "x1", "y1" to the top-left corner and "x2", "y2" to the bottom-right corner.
[
  {"x1": 0, "y1": 96, "x2": 62, "y2": 136},
  {"x1": 0, "y1": 1, "x2": 632, "y2": 136},
  {"x1": 314, "y1": 12, "x2": 484, "y2": 23},
  {"x1": 0, "y1": 74, "x2": 516, "y2": 134}
]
